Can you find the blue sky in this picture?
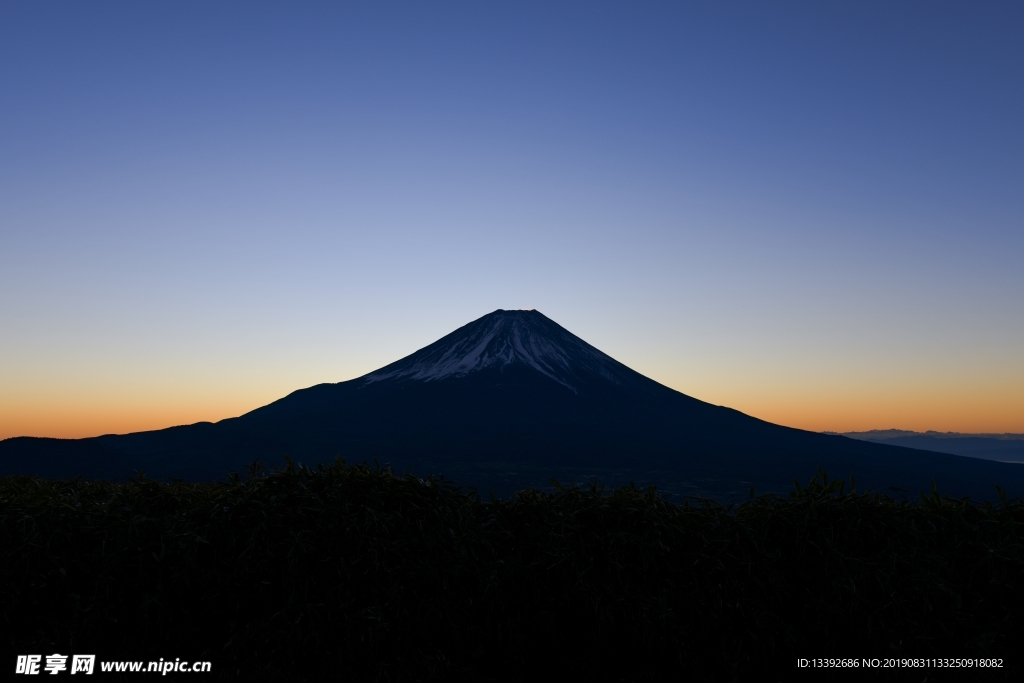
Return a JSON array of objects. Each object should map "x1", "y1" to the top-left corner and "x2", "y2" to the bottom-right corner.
[{"x1": 2, "y1": 1, "x2": 1022, "y2": 438}]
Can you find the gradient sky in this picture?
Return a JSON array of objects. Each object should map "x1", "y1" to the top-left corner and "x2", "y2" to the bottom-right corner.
[{"x1": 2, "y1": 1, "x2": 1022, "y2": 440}]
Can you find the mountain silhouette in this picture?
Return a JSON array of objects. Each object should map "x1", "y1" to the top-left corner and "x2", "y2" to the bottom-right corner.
[{"x1": 3, "y1": 309, "x2": 1023, "y2": 501}]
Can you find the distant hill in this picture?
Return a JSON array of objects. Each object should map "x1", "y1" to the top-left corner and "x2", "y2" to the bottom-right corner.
[
  {"x1": 833, "y1": 430, "x2": 1024, "y2": 464},
  {"x1": 4, "y1": 309, "x2": 1024, "y2": 502}
]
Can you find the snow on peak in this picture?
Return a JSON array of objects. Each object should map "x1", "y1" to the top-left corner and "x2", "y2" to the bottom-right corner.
[{"x1": 362, "y1": 309, "x2": 630, "y2": 392}]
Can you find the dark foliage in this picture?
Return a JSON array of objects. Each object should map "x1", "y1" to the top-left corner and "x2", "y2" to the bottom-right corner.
[{"x1": 2, "y1": 462, "x2": 1021, "y2": 681}]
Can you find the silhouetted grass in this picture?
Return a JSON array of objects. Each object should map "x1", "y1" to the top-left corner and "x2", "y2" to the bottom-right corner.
[{"x1": 2, "y1": 461, "x2": 1021, "y2": 681}]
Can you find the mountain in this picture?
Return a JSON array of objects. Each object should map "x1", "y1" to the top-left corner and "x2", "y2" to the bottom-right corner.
[
  {"x1": 4, "y1": 309, "x2": 1024, "y2": 502},
  {"x1": 835, "y1": 430, "x2": 1024, "y2": 464}
]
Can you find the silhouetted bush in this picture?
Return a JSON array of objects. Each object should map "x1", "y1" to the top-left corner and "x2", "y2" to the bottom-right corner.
[{"x1": 2, "y1": 462, "x2": 1021, "y2": 681}]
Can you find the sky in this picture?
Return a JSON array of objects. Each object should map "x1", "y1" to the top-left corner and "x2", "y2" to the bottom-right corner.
[{"x1": 2, "y1": 1, "x2": 1022, "y2": 440}]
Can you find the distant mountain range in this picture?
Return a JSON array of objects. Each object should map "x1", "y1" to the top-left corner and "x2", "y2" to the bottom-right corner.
[
  {"x1": 828, "y1": 430, "x2": 1024, "y2": 464},
  {"x1": 3, "y1": 309, "x2": 1023, "y2": 502}
]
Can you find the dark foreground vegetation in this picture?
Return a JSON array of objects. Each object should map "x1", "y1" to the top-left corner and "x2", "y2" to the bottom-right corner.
[{"x1": 3, "y1": 462, "x2": 1022, "y2": 682}]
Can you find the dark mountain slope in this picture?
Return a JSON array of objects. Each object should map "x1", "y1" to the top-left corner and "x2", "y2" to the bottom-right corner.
[
  {"x1": 3, "y1": 310, "x2": 1023, "y2": 501},
  {"x1": 842, "y1": 433, "x2": 1024, "y2": 463}
]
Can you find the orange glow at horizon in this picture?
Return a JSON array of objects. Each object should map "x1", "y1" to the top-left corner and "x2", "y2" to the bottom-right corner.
[
  {"x1": 724, "y1": 392, "x2": 1024, "y2": 435},
  {"x1": 3, "y1": 378, "x2": 1022, "y2": 441},
  {"x1": 662, "y1": 378, "x2": 1024, "y2": 435},
  {"x1": 0, "y1": 397, "x2": 265, "y2": 441}
]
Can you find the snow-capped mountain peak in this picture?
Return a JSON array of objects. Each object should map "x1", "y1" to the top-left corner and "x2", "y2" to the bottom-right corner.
[{"x1": 361, "y1": 309, "x2": 636, "y2": 392}]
